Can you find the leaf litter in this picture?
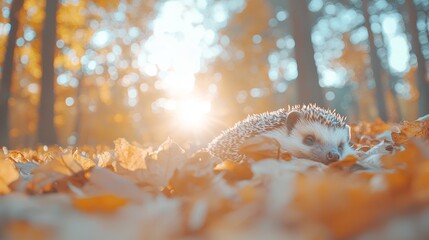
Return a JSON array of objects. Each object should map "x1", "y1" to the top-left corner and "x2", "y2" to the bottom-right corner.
[{"x1": 1, "y1": 116, "x2": 429, "y2": 240}]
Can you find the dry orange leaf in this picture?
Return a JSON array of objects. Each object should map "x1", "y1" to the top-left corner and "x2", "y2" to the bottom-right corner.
[
  {"x1": 382, "y1": 140, "x2": 428, "y2": 170},
  {"x1": 370, "y1": 118, "x2": 392, "y2": 135},
  {"x1": 214, "y1": 160, "x2": 253, "y2": 183},
  {"x1": 0, "y1": 158, "x2": 20, "y2": 194},
  {"x1": 164, "y1": 168, "x2": 212, "y2": 197},
  {"x1": 238, "y1": 135, "x2": 280, "y2": 160},
  {"x1": 7, "y1": 150, "x2": 28, "y2": 163},
  {"x1": 72, "y1": 194, "x2": 129, "y2": 213},
  {"x1": 392, "y1": 117, "x2": 429, "y2": 144},
  {"x1": 328, "y1": 155, "x2": 359, "y2": 171},
  {"x1": 279, "y1": 151, "x2": 293, "y2": 161}
]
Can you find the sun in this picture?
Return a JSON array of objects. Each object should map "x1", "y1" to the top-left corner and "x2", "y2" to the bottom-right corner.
[{"x1": 176, "y1": 99, "x2": 211, "y2": 129}]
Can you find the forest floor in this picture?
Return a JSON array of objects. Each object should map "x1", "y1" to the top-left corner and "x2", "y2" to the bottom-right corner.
[{"x1": 0, "y1": 116, "x2": 429, "y2": 240}]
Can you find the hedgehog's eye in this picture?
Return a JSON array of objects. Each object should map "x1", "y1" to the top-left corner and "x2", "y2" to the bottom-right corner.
[
  {"x1": 338, "y1": 142, "x2": 344, "y2": 153},
  {"x1": 303, "y1": 135, "x2": 315, "y2": 146}
]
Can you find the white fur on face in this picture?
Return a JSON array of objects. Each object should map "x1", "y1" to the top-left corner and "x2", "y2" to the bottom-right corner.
[
  {"x1": 263, "y1": 120, "x2": 354, "y2": 163},
  {"x1": 293, "y1": 120, "x2": 349, "y2": 146}
]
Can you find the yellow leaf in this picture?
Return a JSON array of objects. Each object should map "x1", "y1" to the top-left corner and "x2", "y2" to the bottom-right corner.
[{"x1": 114, "y1": 138, "x2": 149, "y2": 171}]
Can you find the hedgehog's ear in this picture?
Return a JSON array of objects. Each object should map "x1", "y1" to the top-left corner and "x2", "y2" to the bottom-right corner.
[{"x1": 286, "y1": 111, "x2": 302, "y2": 132}]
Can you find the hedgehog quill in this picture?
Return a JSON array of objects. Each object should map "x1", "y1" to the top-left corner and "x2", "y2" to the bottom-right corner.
[{"x1": 208, "y1": 104, "x2": 355, "y2": 165}]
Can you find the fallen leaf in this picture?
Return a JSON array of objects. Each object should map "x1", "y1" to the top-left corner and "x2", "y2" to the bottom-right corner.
[
  {"x1": 328, "y1": 155, "x2": 359, "y2": 171},
  {"x1": 213, "y1": 160, "x2": 253, "y2": 183},
  {"x1": 85, "y1": 167, "x2": 144, "y2": 201},
  {"x1": 70, "y1": 150, "x2": 96, "y2": 170},
  {"x1": 280, "y1": 152, "x2": 293, "y2": 161},
  {"x1": 382, "y1": 140, "x2": 428, "y2": 170},
  {"x1": 164, "y1": 152, "x2": 217, "y2": 196},
  {"x1": 238, "y1": 135, "x2": 280, "y2": 160},
  {"x1": 144, "y1": 138, "x2": 186, "y2": 188},
  {"x1": 114, "y1": 138, "x2": 150, "y2": 171},
  {"x1": 392, "y1": 119, "x2": 429, "y2": 144},
  {"x1": 27, "y1": 150, "x2": 93, "y2": 193},
  {"x1": 7, "y1": 150, "x2": 29, "y2": 163},
  {"x1": 164, "y1": 168, "x2": 212, "y2": 197},
  {"x1": 95, "y1": 151, "x2": 114, "y2": 168},
  {"x1": 0, "y1": 158, "x2": 20, "y2": 194},
  {"x1": 72, "y1": 194, "x2": 128, "y2": 213}
]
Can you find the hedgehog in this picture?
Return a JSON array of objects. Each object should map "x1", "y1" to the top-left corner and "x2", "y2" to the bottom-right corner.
[{"x1": 208, "y1": 104, "x2": 355, "y2": 165}]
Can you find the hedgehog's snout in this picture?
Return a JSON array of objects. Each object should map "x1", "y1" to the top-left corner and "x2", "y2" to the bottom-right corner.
[{"x1": 326, "y1": 150, "x2": 340, "y2": 163}]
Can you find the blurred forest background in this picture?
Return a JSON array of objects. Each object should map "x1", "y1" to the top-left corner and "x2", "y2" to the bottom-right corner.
[{"x1": 0, "y1": 0, "x2": 428, "y2": 149}]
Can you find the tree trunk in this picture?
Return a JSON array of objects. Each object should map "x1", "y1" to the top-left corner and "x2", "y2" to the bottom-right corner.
[
  {"x1": 288, "y1": 0, "x2": 325, "y2": 106},
  {"x1": 379, "y1": 21, "x2": 403, "y2": 121},
  {"x1": 388, "y1": 74, "x2": 403, "y2": 121},
  {"x1": 37, "y1": 0, "x2": 59, "y2": 145},
  {"x1": 73, "y1": 71, "x2": 83, "y2": 145},
  {"x1": 406, "y1": 0, "x2": 429, "y2": 116},
  {"x1": 0, "y1": 0, "x2": 24, "y2": 148},
  {"x1": 362, "y1": 0, "x2": 388, "y2": 121}
]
